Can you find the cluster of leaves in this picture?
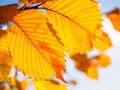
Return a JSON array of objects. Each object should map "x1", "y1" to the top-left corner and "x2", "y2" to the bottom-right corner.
[
  {"x1": 0, "y1": 0, "x2": 112, "y2": 89},
  {"x1": 71, "y1": 30, "x2": 112, "y2": 79}
]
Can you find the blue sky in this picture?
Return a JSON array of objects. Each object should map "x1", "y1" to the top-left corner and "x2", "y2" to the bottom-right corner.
[{"x1": 97, "y1": 0, "x2": 120, "y2": 13}]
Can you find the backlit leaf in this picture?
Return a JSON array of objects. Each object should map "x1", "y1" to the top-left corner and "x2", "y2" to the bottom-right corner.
[
  {"x1": 16, "y1": 79, "x2": 28, "y2": 90},
  {"x1": 7, "y1": 9, "x2": 65, "y2": 80},
  {"x1": 85, "y1": 61, "x2": 98, "y2": 79},
  {"x1": 0, "y1": 4, "x2": 18, "y2": 23},
  {"x1": 0, "y1": 31, "x2": 12, "y2": 82},
  {"x1": 96, "y1": 54, "x2": 111, "y2": 67},
  {"x1": 9, "y1": 76, "x2": 28, "y2": 90},
  {"x1": 94, "y1": 31, "x2": 112, "y2": 50},
  {"x1": 43, "y1": 0, "x2": 102, "y2": 55},
  {"x1": 34, "y1": 80, "x2": 68, "y2": 90},
  {"x1": 71, "y1": 54, "x2": 89, "y2": 72},
  {"x1": 107, "y1": 8, "x2": 120, "y2": 31}
]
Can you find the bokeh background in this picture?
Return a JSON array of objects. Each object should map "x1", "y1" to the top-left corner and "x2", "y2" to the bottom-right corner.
[
  {"x1": 65, "y1": 0, "x2": 120, "y2": 90},
  {"x1": 0, "y1": 0, "x2": 120, "y2": 90}
]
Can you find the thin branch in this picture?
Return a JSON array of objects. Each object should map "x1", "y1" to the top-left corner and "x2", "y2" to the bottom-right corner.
[{"x1": 19, "y1": 2, "x2": 46, "y2": 10}]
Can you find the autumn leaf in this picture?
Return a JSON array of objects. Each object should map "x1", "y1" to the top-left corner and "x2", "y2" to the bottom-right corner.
[
  {"x1": 9, "y1": 76, "x2": 28, "y2": 90},
  {"x1": 0, "y1": 31, "x2": 12, "y2": 82},
  {"x1": 42, "y1": 0, "x2": 102, "y2": 55},
  {"x1": 0, "y1": 84, "x2": 10, "y2": 90},
  {"x1": 85, "y1": 61, "x2": 98, "y2": 79},
  {"x1": 71, "y1": 53, "x2": 100, "y2": 79},
  {"x1": 34, "y1": 80, "x2": 68, "y2": 90},
  {"x1": 71, "y1": 54, "x2": 89, "y2": 72},
  {"x1": 107, "y1": 8, "x2": 120, "y2": 31},
  {"x1": 69, "y1": 80, "x2": 77, "y2": 85},
  {"x1": 0, "y1": 4, "x2": 18, "y2": 23},
  {"x1": 94, "y1": 31, "x2": 112, "y2": 50},
  {"x1": 96, "y1": 54, "x2": 111, "y2": 67},
  {"x1": 7, "y1": 9, "x2": 65, "y2": 80},
  {"x1": 16, "y1": 79, "x2": 28, "y2": 90}
]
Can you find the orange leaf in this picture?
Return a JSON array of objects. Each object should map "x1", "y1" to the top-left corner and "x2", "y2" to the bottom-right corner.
[
  {"x1": 0, "y1": 85, "x2": 10, "y2": 90},
  {"x1": 107, "y1": 8, "x2": 120, "y2": 31},
  {"x1": 9, "y1": 77, "x2": 28, "y2": 90},
  {"x1": 96, "y1": 54, "x2": 111, "y2": 67},
  {"x1": 71, "y1": 54, "x2": 89, "y2": 72},
  {"x1": 0, "y1": 4, "x2": 18, "y2": 23},
  {"x1": 16, "y1": 79, "x2": 28, "y2": 90},
  {"x1": 94, "y1": 31, "x2": 112, "y2": 50},
  {"x1": 85, "y1": 61, "x2": 98, "y2": 79},
  {"x1": 71, "y1": 53, "x2": 98, "y2": 79},
  {"x1": 7, "y1": 9, "x2": 65, "y2": 80},
  {"x1": 43, "y1": 0, "x2": 102, "y2": 55},
  {"x1": 70, "y1": 80, "x2": 77, "y2": 85}
]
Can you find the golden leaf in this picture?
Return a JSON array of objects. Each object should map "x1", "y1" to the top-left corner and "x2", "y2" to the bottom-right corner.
[
  {"x1": 9, "y1": 77, "x2": 16, "y2": 88},
  {"x1": 34, "y1": 80, "x2": 68, "y2": 90},
  {"x1": 9, "y1": 77, "x2": 28, "y2": 90},
  {"x1": 43, "y1": 0, "x2": 102, "y2": 55},
  {"x1": 96, "y1": 54, "x2": 111, "y2": 67},
  {"x1": 85, "y1": 61, "x2": 98, "y2": 79},
  {"x1": 16, "y1": 79, "x2": 28, "y2": 90},
  {"x1": 94, "y1": 31, "x2": 112, "y2": 50},
  {"x1": 107, "y1": 8, "x2": 120, "y2": 31},
  {"x1": 0, "y1": 31, "x2": 12, "y2": 82},
  {"x1": 0, "y1": 4, "x2": 18, "y2": 23},
  {"x1": 7, "y1": 9, "x2": 65, "y2": 80}
]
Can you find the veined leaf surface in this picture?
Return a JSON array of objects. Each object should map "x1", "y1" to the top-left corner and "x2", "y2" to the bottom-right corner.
[
  {"x1": 43, "y1": 0, "x2": 102, "y2": 55},
  {"x1": 7, "y1": 9, "x2": 65, "y2": 80}
]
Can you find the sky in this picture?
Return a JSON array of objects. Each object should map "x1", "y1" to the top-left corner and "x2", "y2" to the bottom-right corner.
[
  {"x1": 97, "y1": 0, "x2": 120, "y2": 13},
  {"x1": 1, "y1": 0, "x2": 120, "y2": 90}
]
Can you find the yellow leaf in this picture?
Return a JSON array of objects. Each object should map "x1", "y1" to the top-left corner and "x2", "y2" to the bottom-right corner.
[
  {"x1": 9, "y1": 77, "x2": 17, "y2": 87},
  {"x1": 9, "y1": 77, "x2": 28, "y2": 90},
  {"x1": 43, "y1": 0, "x2": 102, "y2": 55},
  {"x1": 34, "y1": 80, "x2": 68, "y2": 90},
  {"x1": 0, "y1": 4, "x2": 18, "y2": 23},
  {"x1": 94, "y1": 31, "x2": 112, "y2": 50},
  {"x1": 107, "y1": 8, "x2": 120, "y2": 31},
  {"x1": 85, "y1": 62, "x2": 98, "y2": 79},
  {"x1": 33, "y1": 80, "x2": 45, "y2": 90},
  {"x1": 97, "y1": 54, "x2": 111, "y2": 67},
  {"x1": 7, "y1": 9, "x2": 65, "y2": 80},
  {"x1": 0, "y1": 31, "x2": 12, "y2": 82}
]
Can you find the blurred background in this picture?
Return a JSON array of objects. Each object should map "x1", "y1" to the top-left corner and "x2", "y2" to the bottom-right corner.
[
  {"x1": 65, "y1": 0, "x2": 120, "y2": 90},
  {"x1": 0, "y1": 0, "x2": 120, "y2": 90}
]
